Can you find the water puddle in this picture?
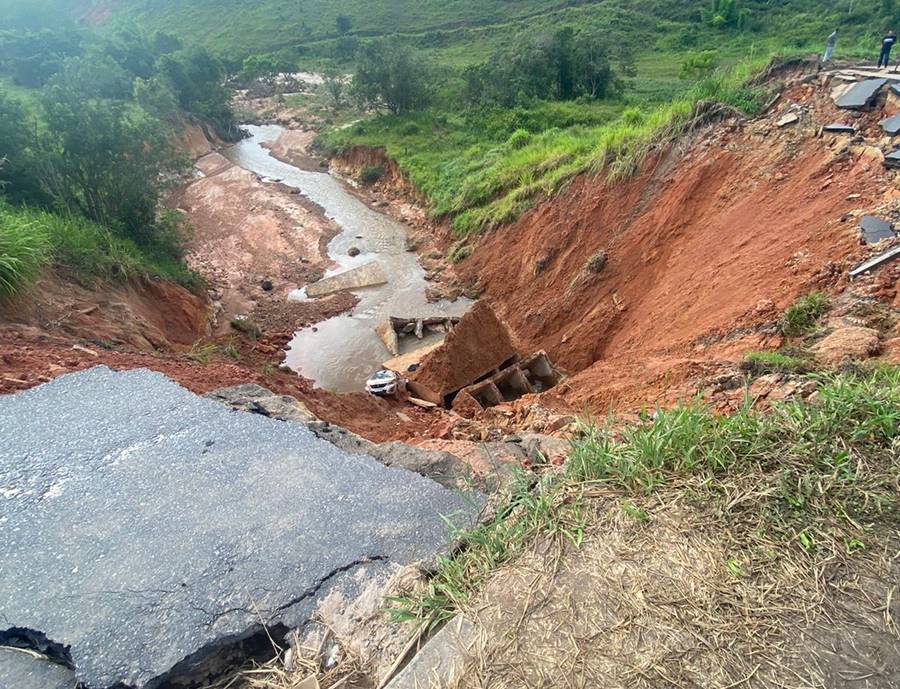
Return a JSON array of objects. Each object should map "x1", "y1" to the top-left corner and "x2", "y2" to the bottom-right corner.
[{"x1": 224, "y1": 125, "x2": 471, "y2": 393}]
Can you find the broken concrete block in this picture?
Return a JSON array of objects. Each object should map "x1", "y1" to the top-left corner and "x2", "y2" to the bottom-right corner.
[
  {"x1": 306, "y1": 261, "x2": 387, "y2": 297},
  {"x1": 835, "y1": 78, "x2": 887, "y2": 109},
  {"x1": 0, "y1": 367, "x2": 483, "y2": 689},
  {"x1": 880, "y1": 114, "x2": 900, "y2": 136},
  {"x1": 823, "y1": 123, "x2": 856, "y2": 134},
  {"x1": 384, "y1": 616, "x2": 476, "y2": 689},
  {"x1": 777, "y1": 113, "x2": 800, "y2": 127},
  {"x1": 850, "y1": 245, "x2": 900, "y2": 278},
  {"x1": 859, "y1": 216, "x2": 895, "y2": 244}
]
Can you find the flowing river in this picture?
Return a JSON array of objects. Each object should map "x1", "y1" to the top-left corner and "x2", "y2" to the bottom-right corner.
[{"x1": 224, "y1": 125, "x2": 471, "y2": 393}]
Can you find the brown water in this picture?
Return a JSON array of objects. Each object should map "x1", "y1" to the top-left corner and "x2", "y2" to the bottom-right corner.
[{"x1": 224, "y1": 124, "x2": 471, "y2": 393}]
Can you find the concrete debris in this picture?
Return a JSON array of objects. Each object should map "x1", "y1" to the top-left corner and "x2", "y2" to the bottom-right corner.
[
  {"x1": 858, "y1": 215, "x2": 895, "y2": 245},
  {"x1": 306, "y1": 261, "x2": 387, "y2": 298},
  {"x1": 823, "y1": 123, "x2": 856, "y2": 134},
  {"x1": 849, "y1": 245, "x2": 900, "y2": 278},
  {"x1": 880, "y1": 114, "x2": 900, "y2": 136},
  {"x1": 383, "y1": 616, "x2": 476, "y2": 689},
  {"x1": 0, "y1": 367, "x2": 482, "y2": 689},
  {"x1": 383, "y1": 341, "x2": 442, "y2": 375},
  {"x1": 378, "y1": 316, "x2": 462, "y2": 354},
  {"x1": 884, "y1": 149, "x2": 900, "y2": 169},
  {"x1": 776, "y1": 113, "x2": 799, "y2": 127},
  {"x1": 834, "y1": 78, "x2": 887, "y2": 109},
  {"x1": 456, "y1": 351, "x2": 565, "y2": 413}
]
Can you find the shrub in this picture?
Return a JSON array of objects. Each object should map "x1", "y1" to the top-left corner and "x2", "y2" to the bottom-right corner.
[
  {"x1": 0, "y1": 205, "x2": 49, "y2": 296},
  {"x1": 620, "y1": 107, "x2": 645, "y2": 127},
  {"x1": 358, "y1": 165, "x2": 384, "y2": 185},
  {"x1": 585, "y1": 249, "x2": 608, "y2": 273},
  {"x1": 448, "y1": 242, "x2": 473, "y2": 263},
  {"x1": 781, "y1": 292, "x2": 830, "y2": 337},
  {"x1": 741, "y1": 350, "x2": 813, "y2": 375},
  {"x1": 507, "y1": 129, "x2": 531, "y2": 149}
]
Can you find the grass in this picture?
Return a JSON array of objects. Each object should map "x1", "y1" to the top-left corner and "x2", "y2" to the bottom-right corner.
[
  {"x1": 394, "y1": 365, "x2": 900, "y2": 627},
  {"x1": 781, "y1": 291, "x2": 830, "y2": 337},
  {"x1": 741, "y1": 349, "x2": 813, "y2": 375},
  {"x1": 0, "y1": 201, "x2": 197, "y2": 296},
  {"x1": 323, "y1": 58, "x2": 771, "y2": 237}
]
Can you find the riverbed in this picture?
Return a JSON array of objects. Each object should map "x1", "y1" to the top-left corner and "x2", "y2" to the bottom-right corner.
[{"x1": 224, "y1": 125, "x2": 471, "y2": 393}]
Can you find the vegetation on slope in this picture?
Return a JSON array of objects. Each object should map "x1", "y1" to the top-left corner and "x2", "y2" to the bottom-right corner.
[{"x1": 394, "y1": 365, "x2": 900, "y2": 627}]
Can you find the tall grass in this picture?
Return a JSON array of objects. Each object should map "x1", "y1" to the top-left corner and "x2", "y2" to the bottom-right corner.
[{"x1": 0, "y1": 201, "x2": 197, "y2": 295}]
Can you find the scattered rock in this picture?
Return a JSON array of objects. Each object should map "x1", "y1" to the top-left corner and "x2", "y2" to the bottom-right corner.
[
  {"x1": 260, "y1": 278, "x2": 274, "y2": 291},
  {"x1": 348, "y1": 246, "x2": 361, "y2": 257},
  {"x1": 811, "y1": 326, "x2": 881, "y2": 364},
  {"x1": 776, "y1": 113, "x2": 799, "y2": 127},
  {"x1": 230, "y1": 314, "x2": 262, "y2": 338}
]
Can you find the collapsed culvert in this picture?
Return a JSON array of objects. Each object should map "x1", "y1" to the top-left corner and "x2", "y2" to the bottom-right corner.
[{"x1": 375, "y1": 301, "x2": 565, "y2": 412}]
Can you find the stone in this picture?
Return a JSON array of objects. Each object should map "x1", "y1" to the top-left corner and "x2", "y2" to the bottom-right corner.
[
  {"x1": 260, "y1": 278, "x2": 274, "y2": 291},
  {"x1": 383, "y1": 616, "x2": 476, "y2": 689},
  {"x1": 823, "y1": 123, "x2": 856, "y2": 134},
  {"x1": 880, "y1": 114, "x2": 900, "y2": 136},
  {"x1": 0, "y1": 367, "x2": 483, "y2": 689},
  {"x1": 858, "y1": 215, "x2": 895, "y2": 244},
  {"x1": 230, "y1": 314, "x2": 262, "y2": 338},
  {"x1": 205, "y1": 383, "x2": 318, "y2": 423},
  {"x1": 0, "y1": 648, "x2": 75, "y2": 689},
  {"x1": 348, "y1": 246, "x2": 361, "y2": 257},
  {"x1": 776, "y1": 113, "x2": 799, "y2": 127},
  {"x1": 834, "y1": 78, "x2": 887, "y2": 109},
  {"x1": 811, "y1": 327, "x2": 881, "y2": 365}
]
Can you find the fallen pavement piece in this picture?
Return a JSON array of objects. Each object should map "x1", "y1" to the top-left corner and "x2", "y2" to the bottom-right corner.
[
  {"x1": 823, "y1": 123, "x2": 856, "y2": 134},
  {"x1": 776, "y1": 113, "x2": 799, "y2": 127},
  {"x1": 880, "y1": 114, "x2": 900, "y2": 136},
  {"x1": 0, "y1": 367, "x2": 482, "y2": 689},
  {"x1": 0, "y1": 648, "x2": 75, "y2": 689},
  {"x1": 858, "y1": 215, "x2": 895, "y2": 245},
  {"x1": 850, "y1": 245, "x2": 900, "y2": 278},
  {"x1": 885, "y1": 149, "x2": 900, "y2": 169},
  {"x1": 205, "y1": 383, "x2": 318, "y2": 423},
  {"x1": 383, "y1": 615, "x2": 476, "y2": 689},
  {"x1": 834, "y1": 78, "x2": 887, "y2": 109},
  {"x1": 306, "y1": 261, "x2": 387, "y2": 298},
  {"x1": 893, "y1": 83, "x2": 900, "y2": 97}
]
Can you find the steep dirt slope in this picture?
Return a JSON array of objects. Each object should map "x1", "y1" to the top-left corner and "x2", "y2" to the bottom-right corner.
[{"x1": 460, "y1": 79, "x2": 897, "y2": 413}]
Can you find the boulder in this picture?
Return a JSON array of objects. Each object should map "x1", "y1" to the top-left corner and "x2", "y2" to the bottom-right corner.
[{"x1": 811, "y1": 326, "x2": 881, "y2": 364}]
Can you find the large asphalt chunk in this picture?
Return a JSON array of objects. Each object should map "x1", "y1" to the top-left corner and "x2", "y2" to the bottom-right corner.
[
  {"x1": 834, "y1": 78, "x2": 887, "y2": 109},
  {"x1": 0, "y1": 367, "x2": 483, "y2": 689}
]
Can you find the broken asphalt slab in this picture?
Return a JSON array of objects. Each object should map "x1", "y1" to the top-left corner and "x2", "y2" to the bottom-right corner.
[
  {"x1": 0, "y1": 367, "x2": 483, "y2": 689},
  {"x1": 859, "y1": 215, "x2": 896, "y2": 244},
  {"x1": 834, "y1": 78, "x2": 887, "y2": 109},
  {"x1": 0, "y1": 648, "x2": 75, "y2": 689},
  {"x1": 823, "y1": 123, "x2": 856, "y2": 134},
  {"x1": 880, "y1": 114, "x2": 900, "y2": 136},
  {"x1": 885, "y1": 149, "x2": 900, "y2": 169}
]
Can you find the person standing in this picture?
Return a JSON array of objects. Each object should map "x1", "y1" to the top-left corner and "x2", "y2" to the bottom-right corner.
[
  {"x1": 878, "y1": 29, "x2": 896, "y2": 69},
  {"x1": 823, "y1": 29, "x2": 838, "y2": 64}
]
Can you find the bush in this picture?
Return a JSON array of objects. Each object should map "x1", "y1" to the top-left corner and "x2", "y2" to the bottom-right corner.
[
  {"x1": 358, "y1": 165, "x2": 384, "y2": 185},
  {"x1": 448, "y1": 241, "x2": 473, "y2": 263},
  {"x1": 781, "y1": 292, "x2": 830, "y2": 337},
  {"x1": 585, "y1": 249, "x2": 608, "y2": 273},
  {"x1": 741, "y1": 350, "x2": 813, "y2": 375},
  {"x1": 507, "y1": 129, "x2": 531, "y2": 149}
]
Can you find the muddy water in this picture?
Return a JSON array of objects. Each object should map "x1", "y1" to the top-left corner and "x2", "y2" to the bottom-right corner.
[{"x1": 224, "y1": 125, "x2": 471, "y2": 393}]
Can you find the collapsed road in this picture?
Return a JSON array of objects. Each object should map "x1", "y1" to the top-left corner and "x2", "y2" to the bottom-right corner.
[{"x1": 0, "y1": 367, "x2": 483, "y2": 689}]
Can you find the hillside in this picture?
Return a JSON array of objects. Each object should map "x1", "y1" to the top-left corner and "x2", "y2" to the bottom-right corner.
[{"x1": 78, "y1": 0, "x2": 898, "y2": 65}]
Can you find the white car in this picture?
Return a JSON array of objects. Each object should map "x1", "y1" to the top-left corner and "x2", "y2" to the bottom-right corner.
[{"x1": 365, "y1": 369, "x2": 400, "y2": 397}]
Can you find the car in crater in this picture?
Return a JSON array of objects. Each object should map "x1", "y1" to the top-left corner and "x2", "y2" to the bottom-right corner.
[{"x1": 365, "y1": 369, "x2": 400, "y2": 397}]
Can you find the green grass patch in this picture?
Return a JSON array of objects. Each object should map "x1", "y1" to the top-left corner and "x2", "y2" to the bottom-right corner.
[
  {"x1": 741, "y1": 350, "x2": 813, "y2": 375},
  {"x1": 780, "y1": 292, "x2": 830, "y2": 337},
  {"x1": 0, "y1": 201, "x2": 197, "y2": 295},
  {"x1": 396, "y1": 366, "x2": 900, "y2": 627}
]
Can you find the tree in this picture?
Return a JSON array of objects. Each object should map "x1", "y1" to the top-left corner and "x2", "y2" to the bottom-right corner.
[
  {"x1": 336, "y1": 14, "x2": 352, "y2": 35},
  {"x1": 323, "y1": 71, "x2": 347, "y2": 109},
  {"x1": 352, "y1": 42, "x2": 430, "y2": 114},
  {"x1": 0, "y1": 87, "x2": 42, "y2": 203}
]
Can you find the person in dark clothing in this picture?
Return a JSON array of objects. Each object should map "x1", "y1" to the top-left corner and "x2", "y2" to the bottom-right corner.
[{"x1": 879, "y1": 30, "x2": 896, "y2": 69}]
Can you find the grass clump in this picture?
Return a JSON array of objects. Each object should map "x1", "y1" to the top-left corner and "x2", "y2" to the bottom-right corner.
[
  {"x1": 780, "y1": 292, "x2": 830, "y2": 337},
  {"x1": 358, "y1": 164, "x2": 384, "y2": 185},
  {"x1": 0, "y1": 208, "x2": 49, "y2": 296},
  {"x1": 448, "y1": 241, "x2": 472, "y2": 263},
  {"x1": 398, "y1": 366, "x2": 899, "y2": 627},
  {"x1": 741, "y1": 349, "x2": 813, "y2": 375}
]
